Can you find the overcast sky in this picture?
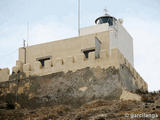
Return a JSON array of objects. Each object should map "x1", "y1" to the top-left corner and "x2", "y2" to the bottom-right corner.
[{"x1": 0, "y1": 0, "x2": 160, "y2": 91}]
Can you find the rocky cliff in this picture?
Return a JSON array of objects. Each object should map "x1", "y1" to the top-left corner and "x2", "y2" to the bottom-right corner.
[
  {"x1": 0, "y1": 64, "x2": 151, "y2": 119},
  {"x1": 0, "y1": 65, "x2": 147, "y2": 108},
  {"x1": 0, "y1": 92, "x2": 160, "y2": 120}
]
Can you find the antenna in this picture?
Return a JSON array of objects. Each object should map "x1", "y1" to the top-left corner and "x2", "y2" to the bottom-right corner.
[
  {"x1": 23, "y1": 39, "x2": 26, "y2": 48},
  {"x1": 27, "y1": 22, "x2": 29, "y2": 47},
  {"x1": 104, "y1": 8, "x2": 108, "y2": 15},
  {"x1": 23, "y1": 39, "x2": 26, "y2": 64},
  {"x1": 104, "y1": 0, "x2": 109, "y2": 15},
  {"x1": 78, "y1": 0, "x2": 80, "y2": 36}
]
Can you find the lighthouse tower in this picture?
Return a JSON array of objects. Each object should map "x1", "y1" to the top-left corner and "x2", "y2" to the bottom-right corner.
[{"x1": 80, "y1": 12, "x2": 134, "y2": 66}]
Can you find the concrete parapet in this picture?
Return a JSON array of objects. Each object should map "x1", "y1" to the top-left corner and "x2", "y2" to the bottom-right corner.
[
  {"x1": 53, "y1": 58, "x2": 64, "y2": 72},
  {"x1": 119, "y1": 53, "x2": 125, "y2": 64},
  {"x1": 19, "y1": 47, "x2": 147, "y2": 92},
  {"x1": 21, "y1": 63, "x2": 31, "y2": 77},
  {"x1": 64, "y1": 56, "x2": 75, "y2": 71},
  {"x1": 89, "y1": 52, "x2": 96, "y2": 61},
  {"x1": 0, "y1": 68, "x2": 10, "y2": 82},
  {"x1": 75, "y1": 54, "x2": 85, "y2": 63},
  {"x1": 44, "y1": 60, "x2": 52, "y2": 69},
  {"x1": 54, "y1": 58, "x2": 64, "y2": 65},
  {"x1": 12, "y1": 66, "x2": 19, "y2": 74},
  {"x1": 33, "y1": 61, "x2": 42, "y2": 71},
  {"x1": 110, "y1": 48, "x2": 121, "y2": 68},
  {"x1": 24, "y1": 71, "x2": 32, "y2": 77},
  {"x1": 100, "y1": 49, "x2": 108, "y2": 59},
  {"x1": 16, "y1": 60, "x2": 23, "y2": 72},
  {"x1": 22, "y1": 48, "x2": 123, "y2": 76},
  {"x1": 23, "y1": 64, "x2": 31, "y2": 72},
  {"x1": 64, "y1": 56, "x2": 75, "y2": 64}
]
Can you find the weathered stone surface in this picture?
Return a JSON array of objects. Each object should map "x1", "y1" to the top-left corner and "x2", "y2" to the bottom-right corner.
[
  {"x1": 0, "y1": 65, "x2": 147, "y2": 109},
  {"x1": 120, "y1": 89, "x2": 141, "y2": 101},
  {"x1": 0, "y1": 102, "x2": 7, "y2": 109},
  {"x1": 1, "y1": 97, "x2": 160, "y2": 120}
]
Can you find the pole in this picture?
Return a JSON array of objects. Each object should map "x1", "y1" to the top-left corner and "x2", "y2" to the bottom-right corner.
[
  {"x1": 27, "y1": 22, "x2": 29, "y2": 47},
  {"x1": 78, "y1": 0, "x2": 80, "y2": 36},
  {"x1": 23, "y1": 39, "x2": 26, "y2": 48},
  {"x1": 23, "y1": 39, "x2": 26, "y2": 64}
]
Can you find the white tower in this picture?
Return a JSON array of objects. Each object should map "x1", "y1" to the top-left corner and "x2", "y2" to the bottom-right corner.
[{"x1": 80, "y1": 13, "x2": 134, "y2": 66}]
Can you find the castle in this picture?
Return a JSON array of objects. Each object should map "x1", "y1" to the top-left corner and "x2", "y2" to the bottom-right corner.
[{"x1": 0, "y1": 13, "x2": 147, "y2": 91}]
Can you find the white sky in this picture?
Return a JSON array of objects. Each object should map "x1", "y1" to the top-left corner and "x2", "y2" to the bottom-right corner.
[{"x1": 0, "y1": 0, "x2": 160, "y2": 91}]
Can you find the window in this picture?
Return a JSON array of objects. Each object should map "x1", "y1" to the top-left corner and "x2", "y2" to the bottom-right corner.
[
  {"x1": 37, "y1": 56, "x2": 51, "y2": 67},
  {"x1": 96, "y1": 17, "x2": 116, "y2": 26},
  {"x1": 82, "y1": 48, "x2": 95, "y2": 59}
]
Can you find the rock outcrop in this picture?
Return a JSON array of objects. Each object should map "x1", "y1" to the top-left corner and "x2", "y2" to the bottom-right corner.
[
  {"x1": 0, "y1": 96, "x2": 160, "y2": 120},
  {"x1": 0, "y1": 65, "x2": 147, "y2": 109},
  {"x1": 120, "y1": 89, "x2": 142, "y2": 101}
]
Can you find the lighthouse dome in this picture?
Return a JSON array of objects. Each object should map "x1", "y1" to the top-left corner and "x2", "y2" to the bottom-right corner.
[{"x1": 95, "y1": 13, "x2": 117, "y2": 26}]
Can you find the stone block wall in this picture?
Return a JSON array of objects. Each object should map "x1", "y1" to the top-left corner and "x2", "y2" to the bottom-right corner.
[
  {"x1": 0, "y1": 64, "x2": 147, "y2": 109},
  {"x1": 1, "y1": 47, "x2": 147, "y2": 92},
  {"x1": 0, "y1": 68, "x2": 10, "y2": 82},
  {"x1": 12, "y1": 48, "x2": 118, "y2": 76},
  {"x1": 118, "y1": 52, "x2": 148, "y2": 91},
  {"x1": 10, "y1": 48, "x2": 148, "y2": 91}
]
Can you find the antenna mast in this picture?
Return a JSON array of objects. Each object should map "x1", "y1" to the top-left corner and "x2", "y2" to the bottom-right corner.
[
  {"x1": 23, "y1": 39, "x2": 26, "y2": 48},
  {"x1": 78, "y1": 0, "x2": 80, "y2": 36},
  {"x1": 104, "y1": 8, "x2": 108, "y2": 15},
  {"x1": 23, "y1": 39, "x2": 26, "y2": 64},
  {"x1": 27, "y1": 22, "x2": 29, "y2": 46}
]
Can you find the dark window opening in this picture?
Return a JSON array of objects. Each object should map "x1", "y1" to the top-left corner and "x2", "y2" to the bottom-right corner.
[
  {"x1": 82, "y1": 48, "x2": 95, "y2": 59},
  {"x1": 37, "y1": 57, "x2": 51, "y2": 67},
  {"x1": 96, "y1": 17, "x2": 116, "y2": 26}
]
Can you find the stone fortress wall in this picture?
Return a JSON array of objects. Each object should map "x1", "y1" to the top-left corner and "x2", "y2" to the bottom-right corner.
[
  {"x1": 0, "y1": 29, "x2": 147, "y2": 91},
  {"x1": 0, "y1": 68, "x2": 10, "y2": 82},
  {"x1": 0, "y1": 47, "x2": 147, "y2": 91}
]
